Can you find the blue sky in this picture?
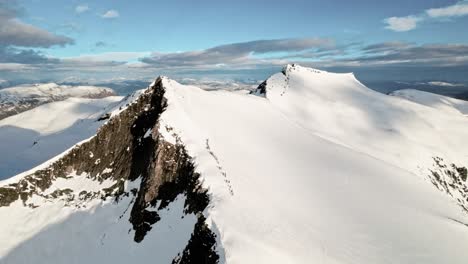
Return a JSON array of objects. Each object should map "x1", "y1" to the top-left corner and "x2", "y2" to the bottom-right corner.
[{"x1": 1, "y1": 0, "x2": 468, "y2": 83}]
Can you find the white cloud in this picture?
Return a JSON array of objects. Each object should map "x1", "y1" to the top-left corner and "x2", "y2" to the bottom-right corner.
[
  {"x1": 384, "y1": 16, "x2": 421, "y2": 32},
  {"x1": 101, "y1": 10, "x2": 119, "y2": 19},
  {"x1": 427, "y1": 81, "x2": 464, "y2": 87},
  {"x1": 427, "y1": 2, "x2": 468, "y2": 18},
  {"x1": 75, "y1": 4, "x2": 89, "y2": 14},
  {"x1": 383, "y1": 2, "x2": 468, "y2": 32},
  {"x1": 63, "y1": 52, "x2": 150, "y2": 62}
]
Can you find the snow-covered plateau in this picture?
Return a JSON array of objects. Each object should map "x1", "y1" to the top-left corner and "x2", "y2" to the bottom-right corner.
[
  {"x1": 0, "y1": 64, "x2": 468, "y2": 264},
  {"x1": 0, "y1": 83, "x2": 116, "y2": 120}
]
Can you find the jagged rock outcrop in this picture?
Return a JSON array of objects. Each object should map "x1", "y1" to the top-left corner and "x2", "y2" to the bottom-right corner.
[
  {"x1": 428, "y1": 157, "x2": 468, "y2": 212},
  {"x1": 0, "y1": 77, "x2": 219, "y2": 263},
  {"x1": 251, "y1": 80, "x2": 267, "y2": 96}
]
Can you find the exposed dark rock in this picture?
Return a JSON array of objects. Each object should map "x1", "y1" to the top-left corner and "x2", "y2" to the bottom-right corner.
[
  {"x1": 0, "y1": 79, "x2": 166, "y2": 206},
  {"x1": 129, "y1": 138, "x2": 210, "y2": 242},
  {"x1": 97, "y1": 113, "x2": 111, "y2": 121},
  {"x1": 0, "y1": 187, "x2": 19, "y2": 207},
  {"x1": 0, "y1": 77, "x2": 219, "y2": 262},
  {"x1": 456, "y1": 166, "x2": 468, "y2": 182},
  {"x1": 428, "y1": 157, "x2": 468, "y2": 212},
  {"x1": 250, "y1": 80, "x2": 267, "y2": 96},
  {"x1": 172, "y1": 215, "x2": 219, "y2": 264}
]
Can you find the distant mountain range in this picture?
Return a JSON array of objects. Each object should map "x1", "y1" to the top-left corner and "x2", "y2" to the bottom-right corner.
[{"x1": 0, "y1": 83, "x2": 116, "y2": 120}]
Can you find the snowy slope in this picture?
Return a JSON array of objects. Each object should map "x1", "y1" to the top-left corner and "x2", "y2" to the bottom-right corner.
[
  {"x1": 391, "y1": 89, "x2": 468, "y2": 115},
  {"x1": 0, "y1": 179, "x2": 199, "y2": 264},
  {"x1": 0, "y1": 96, "x2": 123, "y2": 179},
  {"x1": 159, "y1": 71, "x2": 468, "y2": 263},
  {"x1": 0, "y1": 83, "x2": 116, "y2": 120},
  {"x1": 0, "y1": 67, "x2": 468, "y2": 264},
  {"x1": 255, "y1": 65, "x2": 468, "y2": 174}
]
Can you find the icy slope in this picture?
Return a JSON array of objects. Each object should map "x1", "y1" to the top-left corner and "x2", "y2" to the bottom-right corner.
[
  {"x1": 0, "y1": 83, "x2": 116, "y2": 120},
  {"x1": 0, "y1": 96, "x2": 122, "y2": 179}
]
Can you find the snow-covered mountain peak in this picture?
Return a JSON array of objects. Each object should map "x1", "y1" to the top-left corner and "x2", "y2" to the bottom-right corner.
[
  {"x1": 1, "y1": 69, "x2": 468, "y2": 263},
  {"x1": 155, "y1": 70, "x2": 468, "y2": 263},
  {"x1": 282, "y1": 63, "x2": 323, "y2": 74},
  {"x1": 251, "y1": 65, "x2": 468, "y2": 177},
  {"x1": 254, "y1": 64, "x2": 360, "y2": 98},
  {"x1": 281, "y1": 63, "x2": 357, "y2": 79},
  {"x1": 149, "y1": 76, "x2": 168, "y2": 88}
]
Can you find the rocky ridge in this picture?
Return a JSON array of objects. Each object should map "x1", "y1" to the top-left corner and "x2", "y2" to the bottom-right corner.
[{"x1": 0, "y1": 77, "x2": 219, "y2": 263}]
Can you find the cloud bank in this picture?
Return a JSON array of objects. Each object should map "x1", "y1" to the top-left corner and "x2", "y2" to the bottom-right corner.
[
  {"x1": 2, "y1": 36, "x2": 468, "y2": 84},
  {"x1": 141, "y1": 38, "x2": 335, "y2": 67}
]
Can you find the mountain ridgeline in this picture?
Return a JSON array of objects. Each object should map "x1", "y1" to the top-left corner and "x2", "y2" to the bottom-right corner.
[{"x1": 0, "y1": 77, "x2": 219, "y2": 264}]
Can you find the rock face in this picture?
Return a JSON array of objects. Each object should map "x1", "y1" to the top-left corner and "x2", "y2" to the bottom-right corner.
[
  {"x1": 251, "y1": 80, "x2": 267, "y2": 96},
  {"x1": 0, "y1": 77, "x2": 219, "y2": 263},
  {"x1": 428, "y1": 157, "x2": 468, "y2": 212}
]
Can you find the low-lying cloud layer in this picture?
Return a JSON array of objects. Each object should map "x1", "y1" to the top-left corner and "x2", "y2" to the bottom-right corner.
[
  {"x1": 2, "y1": 36, "x2": 468, "y2": 83},
  {"x1": 342, "y1": 43, "x2": 468, "y2": 67},
  {"x1": 141, "y1": 38, "x2": 334, "y2": 67},
  {"x1": 0, "y1": 47, "x2": 57, "y2": 64},
  {"x1": 139, "y1": 39, "x2": 468, "y2": 69}
]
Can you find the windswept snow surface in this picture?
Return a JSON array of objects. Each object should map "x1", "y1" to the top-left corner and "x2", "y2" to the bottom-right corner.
[
  {"x1": 158, "y1": 65, "x2": 468, "y2": 263},
  {"x1": 0, "y1": 96, "x2": 122, "y2": 179}
]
